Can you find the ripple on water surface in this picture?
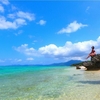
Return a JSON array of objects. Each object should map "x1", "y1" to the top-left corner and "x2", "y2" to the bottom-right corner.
[{"x1": 0, "y1": 66, "x2": 100, "y2": 100}]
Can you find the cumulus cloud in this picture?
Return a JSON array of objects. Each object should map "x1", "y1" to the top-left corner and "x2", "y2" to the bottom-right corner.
[
  {"x1": 0, "y1": 16, "x2": 16, "y2": 29},
  {"x1": 0, "y1": 16, "x2": 27, "y2": 29},
  {"x1": 8, "y1": 14, "x2": 16, "y2": 19},
  {"x1": 14, "y1": 44, "x2": 39, "y2": 56},
  {"x1": 58, "y1": 21, "x2": 88, "y2": 34},
  {"x1": 0, "y1": 4, "x2": 4, "y2": 12},
  {"x1": 0, "y1": 1, "x2": 35, "y2": 30},
  {"x1": 15, "y1": 18, "x2": 26, "y2": 26},
  {"x1": 38, "y1": 38, "x2": 100, "y2": 61},
  {"x1": 16, "y1": 11, "x2": 35, "y2": 21},
  {"x1": 8, "y1": 11, "x2": 35, "y2": 21},
  {"x1": 14, "y1": 36, "x2": 100, "y2": 61},
  {"x1": 37, "y1": 20, "x2": 46, "y2": 25},
  {"x1": 0, "y1": 0, "x2": 9, "y2": 5}
]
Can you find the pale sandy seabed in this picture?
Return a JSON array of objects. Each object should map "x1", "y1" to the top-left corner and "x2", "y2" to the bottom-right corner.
[{"x1": 0, "y1": 66, "x2": 100, "y2": 100}]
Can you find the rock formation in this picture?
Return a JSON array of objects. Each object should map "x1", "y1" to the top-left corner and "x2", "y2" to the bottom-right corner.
[{"x1": 76, "y1": 54, "x2": 100, "y2": 70}]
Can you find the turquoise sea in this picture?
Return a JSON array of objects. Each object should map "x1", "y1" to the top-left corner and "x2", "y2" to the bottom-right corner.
[{"x1": 0, "y1": 65, "x2": 100, "y2": 100}]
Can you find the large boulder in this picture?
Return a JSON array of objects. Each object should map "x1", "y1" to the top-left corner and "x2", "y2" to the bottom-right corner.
[
  {"x1": 76, "y1": 54, "x2": 100, "y2": 70},
  {"x1": 91, "y1": 54, "x2": 100, "y2": 63}
]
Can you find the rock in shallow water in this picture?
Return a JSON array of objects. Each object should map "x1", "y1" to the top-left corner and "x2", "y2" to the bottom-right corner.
[{"x1": 76, "y1": 54, "x2": 100, "y2": 70}]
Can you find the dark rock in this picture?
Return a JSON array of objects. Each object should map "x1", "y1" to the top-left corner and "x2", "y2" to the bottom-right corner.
[
  {"x1": 76, "y1": 66, "x2": 81, "y2": 69},
  {"x1": 76, "y1": 54, "x2": 100, "y2": 70}
]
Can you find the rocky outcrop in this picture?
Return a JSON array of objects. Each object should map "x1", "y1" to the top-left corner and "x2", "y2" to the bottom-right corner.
[{"x1": 76, "y1": 54, "x2": 100, "y2": 70}]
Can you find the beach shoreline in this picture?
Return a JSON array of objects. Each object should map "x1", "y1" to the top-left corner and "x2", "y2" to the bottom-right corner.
[{"x1": 0, "y1": 66, "x2": 100, "y2": 100}]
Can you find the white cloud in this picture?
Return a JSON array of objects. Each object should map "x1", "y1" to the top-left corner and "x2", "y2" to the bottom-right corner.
[
  {"x1": 0, "y1": 0, "x2": 9, "y2": 5},
  {"x1": 58, "y1": 21, "x2": 88, "y2": 34},
  {"x1": 7, "y1": 11, "x2": 35, "y2": 29},
  {"x1": 37, "y1": 20, "x2": 46, "y2": 25},
  {"x1": 14, "y1": 36, "x2": 100, "y2": 62},
  {"x1": 0, "y1": 16, "x2": 16, "y2": 29},
  {"x1": 0, "y1": 4, "x2": 4, "y2": 12},
  {"x1": 39, "y1": 44, "x2": 59, "y2": 55},
  {"x1": 38, "y1": 39, "x2": 99, "y2": 61},
  {"x1": 0, "y1": 16, "x2": 26, "y2": 29},
  {"x1": 39, "y1": 40, "x2": 97, "y2": 57},
  {"x1": 0, "y1": 2, "x2": 35, "y2": 30},
  {"x1": 14, "y1": 44, "x2": 39, "y2": 56},
  {"x1": 8, "y1": 11, "x2": 35, "y2": 21},
  {"x1": 26, "y1": 58, "x2": 34, "y2": 61},
  {"x1": 8, "y1": 14, "x2": 16, "y2": 19},
  {"x1": 15, "y1": 18, "x2": 26, "y2": 26},
  {"x1": 17, "y1": 11, "x2": 35, "y2": 21}
]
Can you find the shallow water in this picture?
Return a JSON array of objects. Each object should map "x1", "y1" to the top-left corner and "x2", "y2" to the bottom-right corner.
[{"x1": 0, "y1": 66, "x2": 100, "y2": 100}]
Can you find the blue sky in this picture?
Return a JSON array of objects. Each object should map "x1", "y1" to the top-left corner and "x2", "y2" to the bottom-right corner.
[{"x1": 0, "y1": 0, "x2": 100, "y2": 65}]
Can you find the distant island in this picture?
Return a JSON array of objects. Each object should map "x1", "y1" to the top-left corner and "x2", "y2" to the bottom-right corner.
[
  {"x1": 48, "y1": 60, "x2": 82, "y2": 66},
  {"x1": 71, "y1": 61, "x2": 84, "y2": 66},
  {"x1": 5, "y1": 60, "x2": 82, "y2": 66}
]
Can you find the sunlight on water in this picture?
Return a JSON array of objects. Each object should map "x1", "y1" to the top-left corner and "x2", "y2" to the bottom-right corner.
[{"x1": 0, "y1": 66, "x2": 100, "y2": 100}]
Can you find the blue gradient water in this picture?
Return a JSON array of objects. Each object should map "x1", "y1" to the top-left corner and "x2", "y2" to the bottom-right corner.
[{"x1": 0, "y1": 66, "x2": 100, "y2": 100}]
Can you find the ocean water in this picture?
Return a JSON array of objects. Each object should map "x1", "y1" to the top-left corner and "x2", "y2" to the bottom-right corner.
[{"x1": 0, "y1": 65, "x2": 100, "y2": 100}]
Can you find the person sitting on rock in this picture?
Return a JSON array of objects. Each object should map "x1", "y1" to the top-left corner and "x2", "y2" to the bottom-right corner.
[{"x1": 86, "y1": 46, "x2": 96, "y2": 59}]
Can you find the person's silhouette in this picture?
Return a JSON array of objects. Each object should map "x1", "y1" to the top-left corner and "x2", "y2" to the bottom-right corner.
[{"x1": 86, "y1": 46, "x2": 96, "y2": 59}]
